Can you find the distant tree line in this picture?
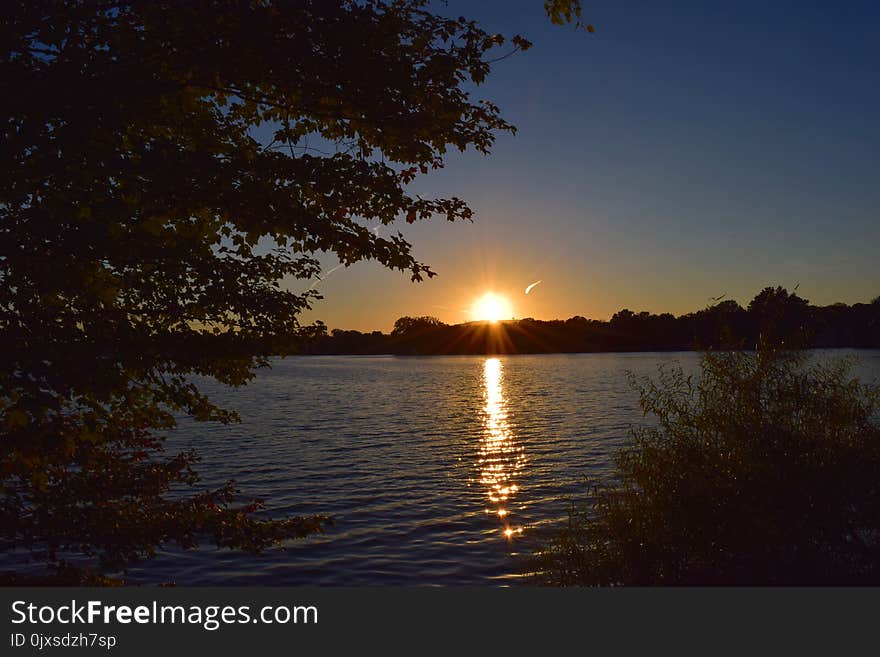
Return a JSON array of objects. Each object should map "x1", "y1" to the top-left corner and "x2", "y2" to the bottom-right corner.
[{"x1": 303, "y1": 288, "x2": 880, "y2": 355}]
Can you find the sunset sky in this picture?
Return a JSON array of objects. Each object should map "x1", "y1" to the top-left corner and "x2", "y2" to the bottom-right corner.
[{"x1": 298, "y1": 0, "x2": 880, "y2": 332}]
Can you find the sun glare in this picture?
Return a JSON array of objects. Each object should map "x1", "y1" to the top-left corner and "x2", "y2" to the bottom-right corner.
[{"x1": 471, "y1": 292, "x2": 513, "y2": 323}]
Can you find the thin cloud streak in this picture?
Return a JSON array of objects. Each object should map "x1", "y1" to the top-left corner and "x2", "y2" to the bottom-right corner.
[{"x1": 308, "y1": 263, "x2": 345, "y2": 290}]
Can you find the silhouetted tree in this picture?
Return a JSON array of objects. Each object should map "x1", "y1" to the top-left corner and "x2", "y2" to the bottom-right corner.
[
  {"x1": 747, "y1": 286, "x2": 811, "y2": 347},
  {"x1": 1, "y1": 0, "x2": 587, "y2": 583},
  {"x1": 391, "y1": 316, "x2": 446, "y2": 336},
  {"x1": 688, "y1": 300, "x2": 748, "y2": 349}
]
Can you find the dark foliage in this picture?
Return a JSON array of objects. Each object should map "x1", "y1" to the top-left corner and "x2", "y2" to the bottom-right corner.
[
  {"x1": 535, "y1": 345, "x2": 880, "y2": 585},
  {"x1": 1, "y1": 0, "x2": 587, "y2": 583}
]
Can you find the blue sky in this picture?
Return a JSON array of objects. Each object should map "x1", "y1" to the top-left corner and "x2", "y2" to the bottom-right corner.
[{"x1": 299, "y1": 0, "x2": 880, "y2": 331}]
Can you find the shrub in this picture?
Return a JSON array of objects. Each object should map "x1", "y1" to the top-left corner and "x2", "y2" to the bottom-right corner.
[{"x1": 537, "y1": 346, "x2": 880, "y2": 585}]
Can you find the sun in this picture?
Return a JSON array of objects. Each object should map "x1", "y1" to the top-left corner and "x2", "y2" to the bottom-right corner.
[{"x1": 471, "y1": 292, "x2": 513, "y2": 323}]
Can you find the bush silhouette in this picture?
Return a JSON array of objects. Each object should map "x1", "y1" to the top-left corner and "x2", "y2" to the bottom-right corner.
[{"x1": 538, "y1": 345, "x2": 880, "y2": 585}]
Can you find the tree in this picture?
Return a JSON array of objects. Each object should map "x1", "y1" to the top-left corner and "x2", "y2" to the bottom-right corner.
[
  {"x1": 689, "y1": 299, "x2": 748, "y2": 349},
  {"x1": 747, "y1": 286, "x2": 810, "y2": 346},
  {"x1": 1, "y1": 0, "x2": 586, "y2": 583},
  {"x1": 391, "y1": 315, "x2": 446, "y2": 337},
  {"x1": 537, "y1": 346, "x2": 880, "y2": 585}
]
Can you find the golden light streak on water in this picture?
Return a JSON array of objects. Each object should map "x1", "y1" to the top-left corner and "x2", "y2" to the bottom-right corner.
[{"x1": 479, "y1": 358, "x2": 525, "y2": 539}]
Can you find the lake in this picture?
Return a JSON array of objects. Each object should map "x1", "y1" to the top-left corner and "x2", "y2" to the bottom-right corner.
[{"x1": 126, "y1": 350, "x2": 880, "y2": 585}]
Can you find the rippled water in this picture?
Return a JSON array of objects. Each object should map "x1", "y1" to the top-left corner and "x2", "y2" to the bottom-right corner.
[{"x1": 126, "y1": 350, "x2": 880, "y2": 585}]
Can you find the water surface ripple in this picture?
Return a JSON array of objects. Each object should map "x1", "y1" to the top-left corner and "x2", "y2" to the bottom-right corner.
[{"x1": 126, "y1": 351, "x2": 880, "y2": 585}]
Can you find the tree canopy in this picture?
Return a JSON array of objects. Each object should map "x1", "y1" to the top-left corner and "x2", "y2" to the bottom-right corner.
[
  {"x1": 391, "y1": 315, "x2": 445, "y2": 336},
  {"x1": 1, "y1": 0, "x2": 587, "y2": 583}
]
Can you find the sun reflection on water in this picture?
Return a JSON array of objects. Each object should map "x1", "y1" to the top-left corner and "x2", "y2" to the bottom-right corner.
[{"x1": 479, "y1": 358, "x2": 525, "y2": 539}]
